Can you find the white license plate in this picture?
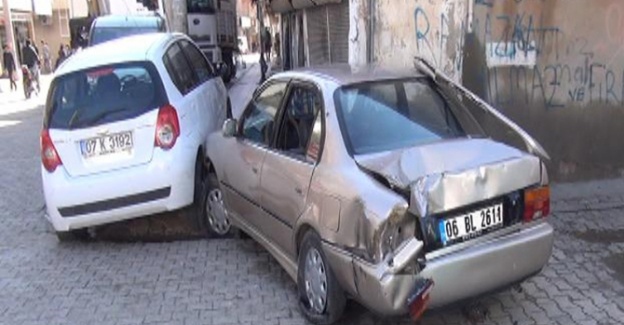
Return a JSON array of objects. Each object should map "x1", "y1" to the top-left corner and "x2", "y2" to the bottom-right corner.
[
  {"x1": 81, "y1": 132, "x2": 133, "y2": 158},
  {"x1": 439, "y1": 203, "x2": 504, "y2": 244}
]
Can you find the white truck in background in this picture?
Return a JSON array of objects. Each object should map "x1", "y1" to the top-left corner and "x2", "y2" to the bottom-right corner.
[
  {"x1": 186, "y1": 0, "x2": 238, "y2": 82},
  {"x1": 83, "y1": 0, "x2": 239, "y2": 82}
]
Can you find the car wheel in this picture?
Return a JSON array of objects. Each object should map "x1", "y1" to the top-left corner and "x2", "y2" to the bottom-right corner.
[
  {"x1": 55, "y1": 229, "x2": 89, "y2": 242},
  {"x1": 202, "y1": 172, "x2": 232, "y2": 237},
  {"x1": 297, "y1": 231, "x2": 346, "y2": 325}
]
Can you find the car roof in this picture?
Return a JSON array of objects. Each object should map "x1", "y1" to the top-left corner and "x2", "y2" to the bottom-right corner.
[
  {"x1": 92, "y1": 15, "x2": 163, "y2": 28},
  {"x1": 273, "y1": 64, "x2": 426, "y2": 86},
  {"x1": 55, "y1": 33, "x2": 176, "y2": 76}
]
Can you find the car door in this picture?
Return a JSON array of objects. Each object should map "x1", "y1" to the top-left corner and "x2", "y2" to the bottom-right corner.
[
  {"x1": 179, "y1": 39, "x2": 226, "y2": 136},
  {"x1": 220, "y1": 80, "x2": 289, "y2": 232},
  {"x1": 259, "y1": 82, "x2": 324, "y2": 256},
  {"x1": 162, "y1": 41, "x2": 200, "y2": 139}
]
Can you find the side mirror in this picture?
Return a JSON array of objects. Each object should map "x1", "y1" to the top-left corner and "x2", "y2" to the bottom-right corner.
[{"x1": 222, "y1": 118, "x2": 238, "y2": 138}]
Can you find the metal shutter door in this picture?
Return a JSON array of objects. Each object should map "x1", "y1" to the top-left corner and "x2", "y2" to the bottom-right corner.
[
  {"x1": 306, "y1": 6, "x2": 329, "y2": 66},
  {"x1": 327, "y1": 1, "x2": 349, "y2": 64}
]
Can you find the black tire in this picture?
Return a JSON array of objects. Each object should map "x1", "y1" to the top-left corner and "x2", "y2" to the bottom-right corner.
[
  {"x1": 192, "y1": 155, "x2": 207, "y2": 232},
  {"x1": 200, "y1": 172, "x2": 232, "y2": 238},
  {"x1": 297, "y1": 231, "x2": 346, "y2": 325},
  {"x1": 56, "y1": 229, "x2": 89, "y2": 242}
]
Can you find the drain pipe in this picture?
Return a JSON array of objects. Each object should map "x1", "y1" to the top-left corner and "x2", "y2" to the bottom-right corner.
[{"x1": 366, "y1": 0, "x2": 375, "y2": 63}]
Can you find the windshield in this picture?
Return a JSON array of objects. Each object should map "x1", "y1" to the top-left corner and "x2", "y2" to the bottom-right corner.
[
  {"x1": 90, "y1": 26, "x2": 161, "y2": 45},
  {"x1": 187, "y1": 0, "x2": 216, "y2": 14},
  {"x1": 45, "y1": 62, "x2": 166, "y2": 130},
  {"x1": 335, "y1": 78, "x2": 470, "y2": 155}
]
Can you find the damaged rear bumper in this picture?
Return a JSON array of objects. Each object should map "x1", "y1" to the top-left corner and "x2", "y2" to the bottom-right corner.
[{"x1": 322, "y1": 221, "x2": 554, "y2": 316}]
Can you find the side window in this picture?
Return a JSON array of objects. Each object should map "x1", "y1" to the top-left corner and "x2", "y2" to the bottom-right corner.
[
  {"x1": 276, "y1": 85, "x2": 322, "y2": 160},
  {"x1": 163, "y1": 42, "x2": 197, "y2": 95},
  {"x1": 240, "y1": 82, "x2": 288, "y2": 145},
  {"x1": 180, "y1": 39, "x2": 214, "y2": 84}
]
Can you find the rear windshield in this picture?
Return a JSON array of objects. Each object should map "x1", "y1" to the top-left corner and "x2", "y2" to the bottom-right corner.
[
  {"x1": 90, "y1": 26, "x2": 161, "y2": 45},
  {"x1": 45, "y1": 62, "x2": 166, "y2": 130},
  {"x1": 334, "y1": 78, "x2": 467, "y2": 155}
]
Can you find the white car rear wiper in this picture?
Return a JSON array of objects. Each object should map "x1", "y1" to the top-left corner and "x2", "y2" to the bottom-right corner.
[{"x1": 81, "y1": 107, "x2": 128, "y2": 128}]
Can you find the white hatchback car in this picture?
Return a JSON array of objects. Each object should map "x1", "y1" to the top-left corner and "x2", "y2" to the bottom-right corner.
[{"x1": 41, "y1": 33, "x2": 230, "y2": 240}]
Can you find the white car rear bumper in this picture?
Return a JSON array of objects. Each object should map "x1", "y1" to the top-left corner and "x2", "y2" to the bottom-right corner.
[{"x1": 42, "y1": 146, "x2": 196, "y2": 231}]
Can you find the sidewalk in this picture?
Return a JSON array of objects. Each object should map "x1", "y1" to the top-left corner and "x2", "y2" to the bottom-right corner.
[
  {"x1": 228, "y1": 58, "x2": 263, "y2": 118},
  {"x1": 0, "y1": 74, "x2": 53, "y2": 116}
]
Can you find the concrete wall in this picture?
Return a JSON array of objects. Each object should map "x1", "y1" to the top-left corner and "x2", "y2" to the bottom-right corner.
[
  {"x1": 163, "y1": 0, "x2": 187, "y2": 34},
  {"x1": 368, "y1": 0, "x2": 624, "y2": 181},
  {"x1": 373, "y1": 0, "x2": 468, "y2": 81},
  {"x1": 462, "y1": 0, "x2": 624, "y2": 181}
]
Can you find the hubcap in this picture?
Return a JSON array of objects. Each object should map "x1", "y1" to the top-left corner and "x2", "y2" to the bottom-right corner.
[
  {"x1": 206, "y1": 188, "x2": 230, "y2": 235},
  {"x1": 304, "y1": 248, "x2": 328, "y2": 314}
]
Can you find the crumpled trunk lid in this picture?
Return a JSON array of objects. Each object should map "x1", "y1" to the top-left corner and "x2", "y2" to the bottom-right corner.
[{"x1": 355, "y1": 138, "x2": 542, "y2": 216}]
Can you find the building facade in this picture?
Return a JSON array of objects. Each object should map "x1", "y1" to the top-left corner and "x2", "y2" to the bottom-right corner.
[
  {"x1": 272, "y1": 0, "x2": 624, "y2": 181},
  {"x1": 1, "y1": 0, "x2": 89, "y2": 72},
  {"x1": 270, "y1": 0, "x2": 349, "y2": 70}
]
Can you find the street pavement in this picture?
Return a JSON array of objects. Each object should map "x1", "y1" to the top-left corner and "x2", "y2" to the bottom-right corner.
[{"x1": 0, "y1": 64, "x2": 623, "y2": 325}]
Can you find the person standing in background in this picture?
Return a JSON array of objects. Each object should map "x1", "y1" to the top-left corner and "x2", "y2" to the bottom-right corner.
[
  {"x1": 41, "y1": 41, "x2": 51, "y2": 74},
  {"x1": 22, "y1": 40, "x2": 40, "y2": 93},
  {"x1": 3, "y1": 44, "x2": 18, "y2": 92},
  {"x1": 54, "y1": 44, "x2": 68, "y2": 70}
]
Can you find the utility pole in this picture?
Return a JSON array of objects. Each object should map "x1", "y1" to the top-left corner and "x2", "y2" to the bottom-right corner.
[
  {"x1": 2, "y1": 0, "x2": 19, "y2": 71},
  {"x1": 257, "y1": 0, "x2": 267, "y2": 83}
]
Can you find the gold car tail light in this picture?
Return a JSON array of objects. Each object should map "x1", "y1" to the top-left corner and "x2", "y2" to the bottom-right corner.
[{"x1": 523, "y1": 186, "x2": 550, "y2": 222}]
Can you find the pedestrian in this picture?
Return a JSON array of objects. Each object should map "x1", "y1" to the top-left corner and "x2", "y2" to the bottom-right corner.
[
  {"x1": 22, "y1": 40, "x2": 40, "y2": 93},
  {"x1": 54, "y1": 44, "x2": 70, "y2": 71},
  {"x1": 263, "y1": 28, "x2": 272, "y2": 62},
  {"x1": 41, "y1": 40, "x2": 51, "y2": 74},
  {"x1": 2, "y1": 44, "x2": 17, "y2": 91}
]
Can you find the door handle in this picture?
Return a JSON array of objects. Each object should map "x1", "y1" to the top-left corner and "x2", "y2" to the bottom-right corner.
[{"x1": 252, "y1": 167, "x2": 259, "y2": 174}]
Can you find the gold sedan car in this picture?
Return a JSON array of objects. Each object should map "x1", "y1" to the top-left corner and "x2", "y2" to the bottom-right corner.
[{"x1": 203, "y1": 62, "x2": 554, "y2": 324}]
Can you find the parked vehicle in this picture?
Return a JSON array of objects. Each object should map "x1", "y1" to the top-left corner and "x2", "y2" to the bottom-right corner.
[
  {"x1": 88, "y1": 14, "x2": 167, "y2": 46},
  {"x1": 205, "y1": 63, "x2": 554, "y2": 323},
  {"x1": 184, "y1": 0, "x2": 238, "y2": 82},
  {"x1": 41, "y1": 33, "x2": 231, "y2": 241}
]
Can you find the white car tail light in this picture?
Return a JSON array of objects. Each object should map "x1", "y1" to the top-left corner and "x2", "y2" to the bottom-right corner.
[
  {"x1": 154, "y1": 104, "x2": 180, "y2": 150},
  {"x1": 40, "y1": 129, "x2": 63, "y2": 172}
]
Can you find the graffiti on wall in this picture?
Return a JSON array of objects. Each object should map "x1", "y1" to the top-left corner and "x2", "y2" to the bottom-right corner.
[
  {"x1": 413, "y1": 0, "x2": 467, "y2": 80},
  {"x1": 471, "y1": 0, "x2": 624, "y2": 109},
  {"x1": 374, "y1": 0, "x2": 467, "y2": 81}
]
